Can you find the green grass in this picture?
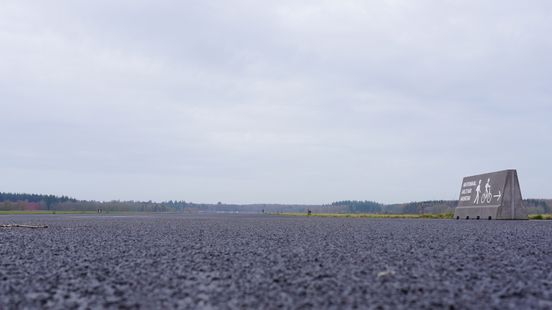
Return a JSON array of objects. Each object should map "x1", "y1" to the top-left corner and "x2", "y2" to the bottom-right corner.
[
  {"x1": 274, "y1": 212, "x2": 454, "y2": 219},
  {"x1": 3, "y1": 210, "x2": 549, "y2": 219},
  {"x1": 0, "y1": 211, "x2": 157, "y2": 215},
  {"x1": 276, "y1": 212, "x2": 552, "y2": 220},
  {"x1": 0, "y1": 210, "x2": 181, "y2": 215},
  {"x1": 528, "y1": 214, "x2": 552, "y2": 220},
  {"x1": 0, "y1": 210, "x2": 99, "y2": 215}
]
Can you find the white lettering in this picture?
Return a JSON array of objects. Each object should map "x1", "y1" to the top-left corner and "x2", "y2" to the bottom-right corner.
[
  {"x1": 463, "y1": 181, "x2": 477, "y2": 188},
  {"x1": 460, "y1": 196, "x2": 471, "y2": 201},
  {"x1": 461, "y1": 188, "x2": 472, "y2": 195}
]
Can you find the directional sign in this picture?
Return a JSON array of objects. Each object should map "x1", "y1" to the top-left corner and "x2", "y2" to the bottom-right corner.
[
  {"x1": 454, "y1": 169, "x2": 527, "y2": 220},
  {"x1": 458, "y1": 171, "x2": 508, "y2": 207}
]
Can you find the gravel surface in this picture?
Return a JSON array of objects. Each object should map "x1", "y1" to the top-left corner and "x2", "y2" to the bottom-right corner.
[{"x1": 1, "y1": 213, "x2": 552, "y2": 309}]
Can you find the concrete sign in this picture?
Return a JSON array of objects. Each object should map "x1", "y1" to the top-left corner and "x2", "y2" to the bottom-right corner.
[{"x1": 454, "y1": 169, "x2": 527, "y2": 220}]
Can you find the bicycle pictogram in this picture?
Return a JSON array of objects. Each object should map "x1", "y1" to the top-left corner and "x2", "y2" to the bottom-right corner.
[
  {"x1": 480, "y1": 178, "x2": 492, "y2": 203},
  {"x1": 473, "y1": 178, "x2": 502, "y2": 205}
]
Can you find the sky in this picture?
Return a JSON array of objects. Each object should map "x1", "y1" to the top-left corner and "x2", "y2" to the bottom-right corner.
[{"x1": 1, "y1": 0, "x2": 551, "y2": 204}]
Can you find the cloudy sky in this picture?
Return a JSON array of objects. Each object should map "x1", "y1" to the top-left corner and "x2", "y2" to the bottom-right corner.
[{"x1": 1, "y1": 1, "x2": 551, "y2": 204}]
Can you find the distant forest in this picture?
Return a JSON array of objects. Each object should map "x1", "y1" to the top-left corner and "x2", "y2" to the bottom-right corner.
[
  {"x1": 0, "y1": 192, "x2": 188, "y2": 212},
  {"x1": 331, "y1": 200, "x2": 383, "y2": 213},
  {"x1": 0, "y1": 192, "x2": 551, "y2": 214}
]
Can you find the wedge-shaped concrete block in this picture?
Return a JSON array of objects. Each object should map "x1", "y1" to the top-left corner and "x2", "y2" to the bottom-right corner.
[{"x1": 454, "y1": 170, "x2": 527, "y2": 220}]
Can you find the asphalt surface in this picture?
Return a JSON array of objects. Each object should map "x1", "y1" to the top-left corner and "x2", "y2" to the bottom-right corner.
[{"x1": 1, "y1": 214, "x2": 552, "y2": 309}]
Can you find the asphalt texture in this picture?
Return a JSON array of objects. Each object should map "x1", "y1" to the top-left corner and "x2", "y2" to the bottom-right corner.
[{"x1": 1, "y1": 214, "x2": 552, "y2": 309}]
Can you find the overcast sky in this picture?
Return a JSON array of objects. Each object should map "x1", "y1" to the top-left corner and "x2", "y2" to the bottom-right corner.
[{"x1": 1, "y1": 1, "x2": 551, "y2": 204}]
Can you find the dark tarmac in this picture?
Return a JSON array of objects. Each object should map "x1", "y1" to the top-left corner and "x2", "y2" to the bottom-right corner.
[{"x1": 1, "y1": 213, "x2": 552, "y2": 309}]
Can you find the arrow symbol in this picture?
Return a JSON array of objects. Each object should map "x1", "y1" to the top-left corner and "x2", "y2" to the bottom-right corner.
[{"x1": 494, "y1": 190, "x2": 502, "y2": 202}]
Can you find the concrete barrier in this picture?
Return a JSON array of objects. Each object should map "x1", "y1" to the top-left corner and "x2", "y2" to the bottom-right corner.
[{"x1": 454, "y1": 169, "x2": 527, "y2": 220}]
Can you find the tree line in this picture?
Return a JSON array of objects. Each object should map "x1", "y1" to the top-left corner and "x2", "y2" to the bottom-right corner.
[
  {"x1": 0, "y1": 192, "x2": 191, "y2": 212},
  {"x1": 331, "y1": 200, "x2": 383, "y2": 213},
  {"x1": 1, "y1": 192, "x2": 550, "y2": 214}
]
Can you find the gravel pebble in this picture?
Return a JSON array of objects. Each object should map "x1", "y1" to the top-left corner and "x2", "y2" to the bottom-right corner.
[{"x1": 1, "y1": 214, "x2": 552, "y2": 309}]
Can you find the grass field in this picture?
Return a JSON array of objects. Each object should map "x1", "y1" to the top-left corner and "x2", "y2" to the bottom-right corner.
[
  {"x1": 277, "y1": 212, "x2": 552, "y2": 220},
  {"x1": 2, "y1": 211, "x2": 550, "y2": 219},
  {"x1": 0, "y1": 210, "x2": 99, "y2": 215},
  {"x1": 528, "y1": 214, "x2": 552, "y2": 220},
  {"x1": 0, "y1": 211, "x2": 152, "y2": 215},
  {"x1": 275, "y1": 213, "x2": 455, "y2": 219}
]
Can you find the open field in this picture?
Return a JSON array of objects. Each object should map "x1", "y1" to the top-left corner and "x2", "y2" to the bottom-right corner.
[
  {"x1": 529, "y1": 214, "x2": 552, "y2": 220},
  {"x1": 277, "y1": 212, "x2": 552, "y2": 220},
  {"x1": 276, "y1": 212, "x2": 455, "y2": 219},
  {"x1": 1, "y1": 213, "x2": 552, "y2": 309},
  {"x1": 0, "y1": 211, "x2": 99, "y2": 215},
  {"x1": 0, "y1": 211, "x2": 169, "y2": 215},
  {"x1": 2, "y1": 211, "x2": 551, "y2": 219}
]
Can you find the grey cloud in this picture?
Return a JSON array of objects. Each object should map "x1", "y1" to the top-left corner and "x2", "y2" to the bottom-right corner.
[{"x1": 1, "y1": 1, "x2": 551, "y2": 203}]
